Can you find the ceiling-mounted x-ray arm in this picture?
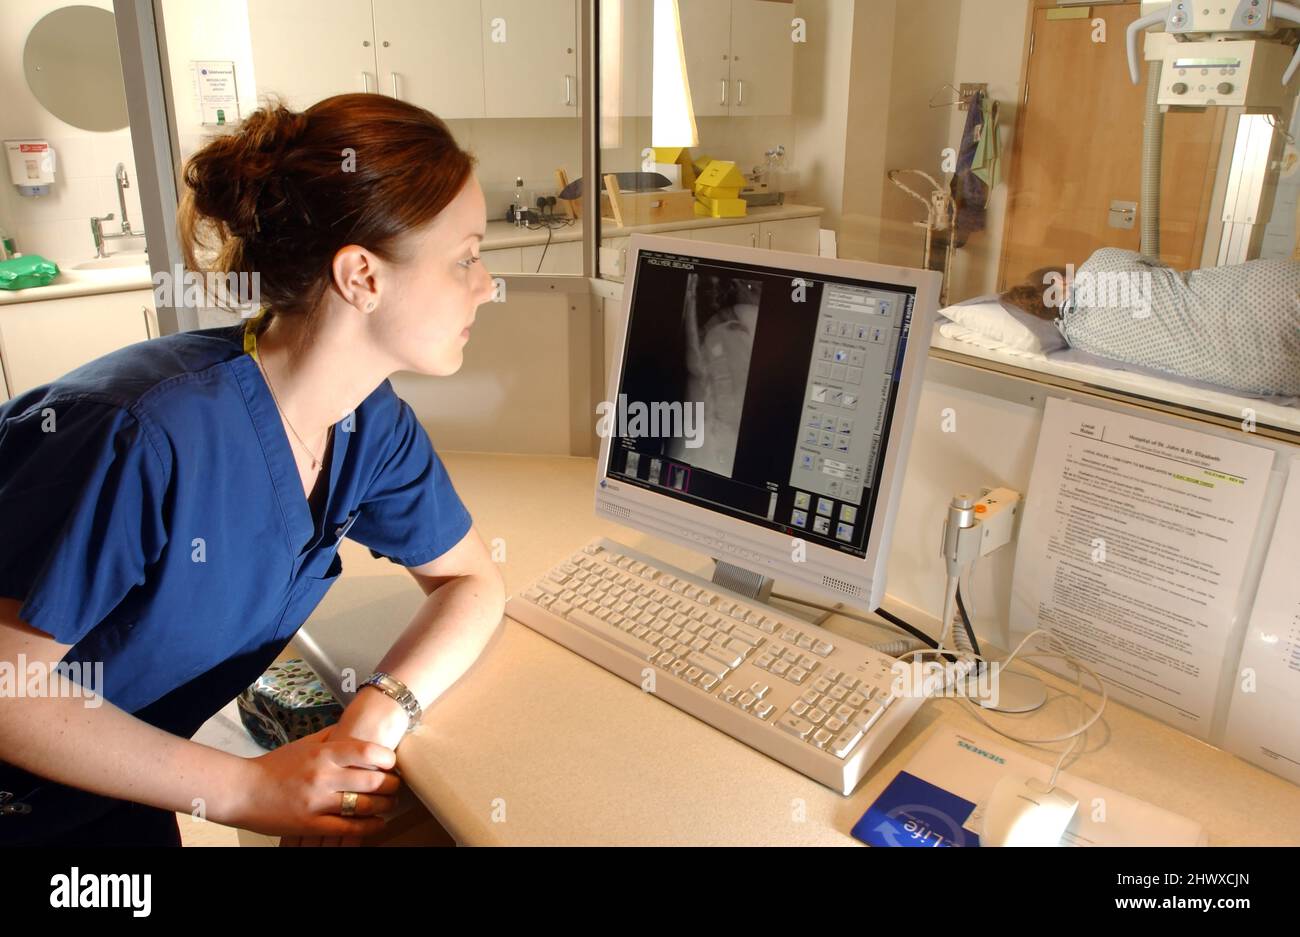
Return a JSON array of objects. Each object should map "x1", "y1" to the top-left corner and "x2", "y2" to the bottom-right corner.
[{"x1": 1127, "y1": 1, "x2": 1300, "y2": 86}]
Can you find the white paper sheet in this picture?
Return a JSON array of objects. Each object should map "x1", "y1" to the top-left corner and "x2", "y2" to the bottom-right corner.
[
  {"x1": 1010, "y1": 398, "x2": 1274, "y2": 738},
  {"x1": 1225, "y1": 459, "x2": 1300, "y2": 783}
]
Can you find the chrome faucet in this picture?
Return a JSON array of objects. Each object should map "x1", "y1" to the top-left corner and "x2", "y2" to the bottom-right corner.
[
  {"x1": 89, "y1": 163, "x2": 146, "y2": 257},
  {"x1": 115, "y1": 163, "x2": 134, "y2": 235}
]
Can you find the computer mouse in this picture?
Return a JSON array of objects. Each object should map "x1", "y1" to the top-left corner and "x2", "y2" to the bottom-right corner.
[{"x1": 981, "y1": 774, "x2": 1079, "y2": 847}]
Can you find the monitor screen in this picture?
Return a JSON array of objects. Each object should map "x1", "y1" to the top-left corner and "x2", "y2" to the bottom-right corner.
[{"x1": 601, "y1": 246, "x2": 917, "y2": 560}]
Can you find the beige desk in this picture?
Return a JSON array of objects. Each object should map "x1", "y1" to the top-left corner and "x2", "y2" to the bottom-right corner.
[{"x1": 300, "y1": 452, "x2": 1300, "y2": 846}]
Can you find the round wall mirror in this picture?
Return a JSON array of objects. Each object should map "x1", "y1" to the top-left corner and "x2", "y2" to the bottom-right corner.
[{"x1": 23, "y1": 5, "x2": 130, "y2": 133}]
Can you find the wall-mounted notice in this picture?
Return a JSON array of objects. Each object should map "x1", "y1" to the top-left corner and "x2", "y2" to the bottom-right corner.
[
  {"x1": 1225, "y1": 459, "x2": 1300, "y2": 784},
  {"x1": 193, "y1": 60, "x2": 240, "y2": 125},
  {"x1": 1010, "y1": 398, "x2": 1273, "y2": 738}
]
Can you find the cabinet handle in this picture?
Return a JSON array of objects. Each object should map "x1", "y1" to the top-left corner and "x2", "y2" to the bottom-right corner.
[
  {"x1": 361, "y1": 71, "x2": 372, "y2": 93},
  {"x1": 142, "y1": 306, "x2": 152, "y2": 338},
  {"x1": 720, "y1": 79, "x2": 728, "y2": 106},
  {"x1": 768, "y1": 231, "x2": 773, "y2": 249},
  {"x1": 738, "y1": 79, "x2": 744, "y2": 107},
  {"x1": 750, "y1": 233, "x2": 757, "y2": 248},
  {"x1": 391, "y1": 72, "x2": 400, "y2": 100},
  {"x1": 565, "y1": 74, "x2": 573, "y2": 105}
]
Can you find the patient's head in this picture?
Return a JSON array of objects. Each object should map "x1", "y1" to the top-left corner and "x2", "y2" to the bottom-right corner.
[{"x1": 999, "y1": 266, "x2": 1071, "y2": 321}]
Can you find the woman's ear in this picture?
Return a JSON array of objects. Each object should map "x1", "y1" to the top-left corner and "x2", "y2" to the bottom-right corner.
[{"x1": 331, "y1": 244, "x2": 380, "y2": 312}]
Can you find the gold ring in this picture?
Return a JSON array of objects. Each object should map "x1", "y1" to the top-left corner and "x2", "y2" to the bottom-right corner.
[{"x1": 340, "y1": 791, "x2": 359, "y2": 817}]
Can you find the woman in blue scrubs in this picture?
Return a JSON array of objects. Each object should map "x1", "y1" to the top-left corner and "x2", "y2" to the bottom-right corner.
[{"x1": 0, "y1": 94, "x2": 505, "y2": 846}]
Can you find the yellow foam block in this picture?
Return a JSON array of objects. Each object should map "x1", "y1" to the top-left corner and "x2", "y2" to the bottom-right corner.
[
  {"x1": 695, "y1": 182, "x2": 743, "y2": 200},
  {"x1": 695, "y1": 194, "x2": 747, "y2": 217},
  {"x1": 653, "y1": 146, "x2": 687, "y2": 163},
  {"x1": 692, "y1": 153, "x2": 716, "y2": 174},
  {"x1": 694, "y1": 159, "x2": 746, "y2": 190}
]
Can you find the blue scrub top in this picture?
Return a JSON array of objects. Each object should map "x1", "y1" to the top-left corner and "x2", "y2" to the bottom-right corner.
[{"x1": 0, "y1": 325, "x2": 472, "y2": 838}]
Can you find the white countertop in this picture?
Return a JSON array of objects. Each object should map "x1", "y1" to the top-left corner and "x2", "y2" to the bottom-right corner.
[
  {"x1": 295, "y1": 451, "x2": 1300, "y2": 846},
  {"x1": 0, "y1": 203, "x2": 823, "y2": 305},
  {"x1": 480, "y1": 201, "x2": 823, "y2": 250},
  {"x1": 0, "y1": 259, "x2": 153, "y2": 305}
]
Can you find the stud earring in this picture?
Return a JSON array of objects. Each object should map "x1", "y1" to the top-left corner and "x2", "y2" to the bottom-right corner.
[{"x1": 365, "y1": 300, "x2": 376, "y2": 312}]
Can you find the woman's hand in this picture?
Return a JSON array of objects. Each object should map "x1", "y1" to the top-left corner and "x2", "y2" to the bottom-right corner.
[{"x1": 225, "y1": 725, "x2": 401, "y2": 845}]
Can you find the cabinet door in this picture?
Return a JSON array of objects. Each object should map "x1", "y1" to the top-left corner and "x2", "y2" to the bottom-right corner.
[
  {"x1": 480, "y1": 247, "x2": 525, "y2": 273},
  {"x1": 0, "y1": 290, "x2": 154, "y2": 397},
  {"x1": 690, "y1": 221, "x2": 761, "y2": 247},
  {"x1": 678, "y1": 0, "x2": 732, "y2": 118},
  {"x1": 248, "y1": 0, "x2": 377, "y2": 108},
  {"x1": 374, "y1": 0, "x2": 486, "y2": 119},
  {"x1": 602, "y1": 0, "x2": 654, "y2": 119},
  {"x1": 521, "y1": 240, "x2": 583, "y2": 274},
  {"x1": 482, "y1": 0, "x2": 578, "y2": 118},
  {"x1": 761, "y1": 216, "x2": 821, "y2": 254},
  {"x1": 729, "y1": 0, "x2": 794, "y2": 116}
]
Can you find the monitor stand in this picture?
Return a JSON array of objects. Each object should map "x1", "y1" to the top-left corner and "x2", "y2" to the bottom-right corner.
[{"x1": 711, "y1": 558, "x2": 832, "y2": 626}]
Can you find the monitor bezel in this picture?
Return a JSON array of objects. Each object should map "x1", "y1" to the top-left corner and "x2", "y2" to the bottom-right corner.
[{"x1": 594, "y1": 232, "x2": 940, "y2": 611}]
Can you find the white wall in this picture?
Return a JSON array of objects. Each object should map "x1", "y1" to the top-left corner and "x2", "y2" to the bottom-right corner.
[{"x1": 0, "y1": 0, "x2": 144, "y2": 263}]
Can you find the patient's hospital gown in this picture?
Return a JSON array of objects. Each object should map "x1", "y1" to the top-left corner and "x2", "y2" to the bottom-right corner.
[{"x1": 1059, "y1": 247, "x2": 1300, "y2": 396}]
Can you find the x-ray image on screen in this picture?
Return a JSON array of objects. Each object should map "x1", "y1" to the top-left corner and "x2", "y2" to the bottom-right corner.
[{"x1": 665, "y1": 272, "x2": 763, "y2": 477}]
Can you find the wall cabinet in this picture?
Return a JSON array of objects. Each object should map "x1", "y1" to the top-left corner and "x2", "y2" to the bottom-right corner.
[
  {"x1": 679, "y1": 0, "x2": 794, "y2": 118},
  {"x1": 249, "y1": 0, "x2": 576, "y2": 120},
  {"x1": 0, "y1": 289, "x2": 156, "y2": 398}
]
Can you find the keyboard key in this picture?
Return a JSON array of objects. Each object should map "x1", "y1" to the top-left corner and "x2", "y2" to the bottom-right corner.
[
  {"x1": 791, "y1": 700, "x2": 810, "y2": 716},
  {"x1": 685, "y1": 666, "x2": 703, "y2": 684},
  {"x1": 796, "y1": 635, "x2": 814, "y2": 650},
  {"x1": 700, "y1": 675, "x2": 720, "y2": 691},
  {"x1": 778, "y1": 715, "x2": 814, "y2": 739},
  {"x1": 687, "y1": 653, "x2": 729, "y2": 679},
  {"x1": 813, "y1": 677, "x2": 833, "y2": 693},
  {"x1": 831, "y1": 727, "x2": 864, "y2": 758},
  {"x1": 705, "y1": 644, "x2": 744, "y2": 669},
  {"x1": 756, "y1": 617, "x2": 778, "y2": 634},
  {"x1": 781, "y1": 628, "x2": 800, "y2": 643},
  {"x1": 828, "y1": 685, "x2": 849, "y2": 702},
  {"x1": 808, "y1": 708, "x2": 828, "y2": 725},
  {"x1": 750, "y1": 682, "x2": 770, "y2": 699},
  {"x1": 655, "y1": 652, "x2": 674, "y2": 667},
  {"x1": 801, "y1": 689, "x2": 820, "y2": 706},
  {"x1": 732, "y1": 626, "x2": 764, "y2": 646},
  {"x1": 788, "y1": 667, "x2": 809, "y2": 685},
  {"x1": 771, "y1": 660, "x2": 791, "y2": 676},
  {"x1": 670, "y1": 660, "x2": 689, "y2": 676},
  {"x1": 674, "y1": 642, "x2": 692, "y2": 657},
  {"x1": 825, "y1": 668, "x2": 843, "y2": 682},
  {"x1": 755, "y1": 654, "x2": 775, "y2": 669},
  {"x1": 565, "y1": 608, "x2": 662, "y2": 661},
  {"x1": 836, "y1": 704, "x2": 856, "y2": 720},
  {"x1": 825, "y1": 717, "x2": 845, "y2": 733},
  {"x1": 812, "y1": 728, "x2": 833, "y2": 748},
  {"x1": 552, "y1": 600, "x2": 573, "y2": 615},
  {"x1": 800, "y1": 655, "x2": 819, "y2": 670},
  {"x1": 721, "y1": 685, "x2": 740, "y2": 702},
  {"x1": 838, "y1": 675, "x2": 860, "y2": 691},
  {"x1": 738, "y1": 692, "x2": 756, "y2": 710},
  {"x1": 755, "y1": 702, "x2": 775, "y2": 719},
  {"x1": 724, "y1": 638, "x2": 753, "y2": 658},
  {"x1": 847, "y1": 692, "x2": 866, "y2": 709}
]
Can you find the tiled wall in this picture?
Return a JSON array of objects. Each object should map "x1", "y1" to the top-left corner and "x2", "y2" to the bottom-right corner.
[{"x1": 0, "y1": 0, "x2": 146, "y2": 264}]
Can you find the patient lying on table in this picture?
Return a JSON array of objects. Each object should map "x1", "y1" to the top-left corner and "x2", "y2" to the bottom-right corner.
[{"x1": 1000, "y1": 247, "x2": 1300, "y2": 397}]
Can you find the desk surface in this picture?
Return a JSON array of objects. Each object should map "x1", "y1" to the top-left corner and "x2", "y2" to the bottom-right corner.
[{"x1": 300, "y1": 452, "x2": 1300, "y2": 846}]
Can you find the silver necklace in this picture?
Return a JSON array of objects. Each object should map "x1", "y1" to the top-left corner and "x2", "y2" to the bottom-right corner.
[{"x1": 254, "y1": 353, "x2": 332, "y2": 471}]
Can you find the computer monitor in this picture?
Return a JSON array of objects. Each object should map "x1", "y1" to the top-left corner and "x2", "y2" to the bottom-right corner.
[{"x1": 594, "y1": 233, "x2": 939, "y2": 612}]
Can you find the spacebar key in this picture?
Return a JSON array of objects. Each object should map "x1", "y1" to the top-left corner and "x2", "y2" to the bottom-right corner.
[{"x1": 565, "y1": 607, "x2": 662, "y2": 661}]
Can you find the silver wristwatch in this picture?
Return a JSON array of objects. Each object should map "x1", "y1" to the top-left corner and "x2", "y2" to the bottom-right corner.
[{"x1": 360, "y1": 671, "x2": 423, "y2": 734}]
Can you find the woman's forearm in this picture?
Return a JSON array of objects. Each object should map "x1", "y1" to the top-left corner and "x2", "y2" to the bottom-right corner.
[
  {"x1": 334, "y1": 570, "x2": 504, "y2": 747},
  {"x1": 0, "y1": 688, "x2": 251, "y2": 822}
]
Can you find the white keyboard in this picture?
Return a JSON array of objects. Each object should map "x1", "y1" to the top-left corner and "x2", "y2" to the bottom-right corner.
[{"x1": 505, "y1": 538, "x2": 927, "y2": 795}]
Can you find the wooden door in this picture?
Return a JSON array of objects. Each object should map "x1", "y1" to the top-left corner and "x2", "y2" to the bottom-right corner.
[{"x1": 998, "y1": 1, "x2": 1225, "y2": 289}]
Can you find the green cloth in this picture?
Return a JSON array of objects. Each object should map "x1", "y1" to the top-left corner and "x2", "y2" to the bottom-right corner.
[
  {"x1": 0, "y1": 255, "x2": 59, "y2": 291},
  {"x1": 971, "y1": 97, "x2": 1000, "y2": 188}
]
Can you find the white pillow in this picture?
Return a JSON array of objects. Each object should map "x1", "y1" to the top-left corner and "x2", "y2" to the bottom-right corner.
[{"x1": 938, "y1": 297, "x2": 1063, "y2": 354}]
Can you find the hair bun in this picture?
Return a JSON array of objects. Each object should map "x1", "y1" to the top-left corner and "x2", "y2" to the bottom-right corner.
[{"x1": 182, "y1": 99, "x2": 310, "y2": 240}]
